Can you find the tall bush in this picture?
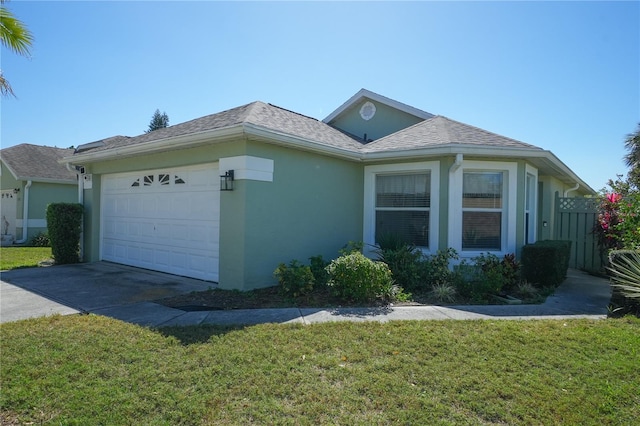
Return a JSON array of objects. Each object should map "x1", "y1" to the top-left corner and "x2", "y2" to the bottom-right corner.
[{"x1": 46, "y1": 203, "x2": 83, "y2": 264}]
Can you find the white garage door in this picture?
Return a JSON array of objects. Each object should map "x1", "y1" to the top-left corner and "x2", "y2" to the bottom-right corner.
[{"x1": 101, "y1": 163, "x2": 220, "y2": 281}]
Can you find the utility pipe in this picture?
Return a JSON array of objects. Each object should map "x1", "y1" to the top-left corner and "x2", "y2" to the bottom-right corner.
[
  {"x1": 564, "y1": 183, "x2": 580, "y2": 197},
  {"x1": 14, "y1": 180, "x2": 32, "y2": 244}
]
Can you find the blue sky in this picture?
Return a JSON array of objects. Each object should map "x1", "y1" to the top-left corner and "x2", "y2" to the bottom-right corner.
[{"x1": 2, "y1": 1, "x2": 638, "y2": 192}]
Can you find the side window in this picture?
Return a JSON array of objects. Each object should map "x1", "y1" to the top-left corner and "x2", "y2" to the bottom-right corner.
[{"x1": 375, "y1": 173, "x2": 431, "y2": 248}]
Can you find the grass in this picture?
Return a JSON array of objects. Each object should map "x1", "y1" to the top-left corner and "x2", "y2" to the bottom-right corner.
[
  {"x1": 0, "y1": 246, "x2": 52, "y2": 270},
  {"x1": 1, "y1": 315, "x2": 639, "y2": 425}
]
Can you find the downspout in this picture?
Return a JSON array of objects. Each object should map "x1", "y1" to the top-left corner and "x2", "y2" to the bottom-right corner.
[
  {"x1": 564, "y1": 183, "x2": 580, "y2": 197},
  {"x1": 66, "y1": 162, "x2": 85, "y2": 261},
  {"x1": 449, "y1": 153, "x2": 463, "y2": 173},
  {"x1": 14, "y1": 180, "x2": 32, "y2": 244}
]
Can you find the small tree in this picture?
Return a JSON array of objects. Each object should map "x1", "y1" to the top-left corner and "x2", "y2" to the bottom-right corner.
[
  {"x1": 46, "y1": 203, "x2": 83, "y2": 264},
  {"x1": 145, "y1": 109, "x2": 169, "y2": 133}
]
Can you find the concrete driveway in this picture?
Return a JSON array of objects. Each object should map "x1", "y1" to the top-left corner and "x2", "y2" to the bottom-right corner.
[{"x1": 0, "y1": 262, "x2": 212, "y2": 325}]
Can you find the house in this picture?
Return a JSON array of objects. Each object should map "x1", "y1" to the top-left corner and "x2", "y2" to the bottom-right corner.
[
  {"x1": 59, "y1": 89, "x2": 594, "y2": 290},
  {"x1": 1, "y1": 144, "x2": 78, "y2": 245}
]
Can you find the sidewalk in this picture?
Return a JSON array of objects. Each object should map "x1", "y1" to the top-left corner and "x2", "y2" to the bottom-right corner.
[
  {"x1": 1, "y1": 267, "x2": 611, "y2": 327},
  {"x1": 100, "y1": 269, "x2": 612, "y2": 327}
]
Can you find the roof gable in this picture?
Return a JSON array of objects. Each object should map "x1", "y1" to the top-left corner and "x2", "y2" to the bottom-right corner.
[
  {"x1": 1, "y1": 144, "x2": 77, "y2": 183},
  {"x1": 323, "y1": 89, "x2": 434, "y2": 124}
]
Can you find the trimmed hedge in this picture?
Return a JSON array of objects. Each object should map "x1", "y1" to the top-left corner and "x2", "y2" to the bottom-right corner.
[
  {"x1": 46, "y1": 203, "x2": 83, "y2": 264},
  {"x1": 521, "y1": 240, "x2": 572, "y2": 288}
]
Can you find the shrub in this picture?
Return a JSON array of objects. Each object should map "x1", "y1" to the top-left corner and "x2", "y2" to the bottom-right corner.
[
  {"x1": 339, "y1": 241, "x2": 364, "y2": 256},
  {"x1": 326, "y1": 251, "x2": 395, "y2": 303},
  {"x1": 429, "y1": 282, "x2": 457, "y2": 304},
  {"x1": 423, "y1": 248, "x2": 459, "y2": 287},
  {"x1": 46, "y1": 203, "x2": 83, "y2": 264},
  {"x1": 376, "y1": 243, "x2": 424, "y2": 291},
  {"x1": 309, "y1": 255, "x2": 329, "y2": 286},
  {"x1": 30, "y1": 232, "x2": 50, "y2": 247},
  {"x1": 521, "y1": 240, "x2": 572, "y2": 288},
  {"x1": 514, "y1": 282, "x2": 540, "y2": 300},
  {"x1": 274, "y1": 260, "x2": 315, "y2": 298}
]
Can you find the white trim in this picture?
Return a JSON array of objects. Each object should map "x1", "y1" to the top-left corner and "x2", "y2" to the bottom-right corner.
[
  {"x1": 15, "y1": 219, "x2": 47, "y2": 228},
  {"x1": 323, "y1": 89, "x2": 434, "y2": 123},
  {"x1": 449, "y1": 160, "x2": 518, "y2": 258},
  {"x1": 525, "y1": 163, "x2": 539, "y2": 244},
  {"x1": 363, "y1": 161, "x2": 440, "y2": 257},
  {"x1": 219, "y1": 156, "x2": 274, "y2": 182}
]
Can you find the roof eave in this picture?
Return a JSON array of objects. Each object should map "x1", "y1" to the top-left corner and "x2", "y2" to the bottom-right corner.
[
  {"x1": 14, "y1": 177, "x2": 77, "y2": 185},
  {"x1": 59, "y1": 125, "x2": 246, "y2": 165},
  {"x1": 362, "y1": 144, "x2": 596, "y2": 195}
]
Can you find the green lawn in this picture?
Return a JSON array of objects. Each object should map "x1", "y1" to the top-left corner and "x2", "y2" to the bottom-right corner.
[
  {"x1": 0, "y1": 246, "x2": 52, "y2": 270},
  {"x1": 1, "y1": 315, "x2": 638, "y2": 425}
]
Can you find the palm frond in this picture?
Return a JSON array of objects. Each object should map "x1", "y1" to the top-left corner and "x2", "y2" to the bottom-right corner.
[
  {"x1": 608, "y1": 251, "x2": 640, "y2": 299},
  {"x1": 0, "y1": 6, "x2": 33, "y2": 57}
]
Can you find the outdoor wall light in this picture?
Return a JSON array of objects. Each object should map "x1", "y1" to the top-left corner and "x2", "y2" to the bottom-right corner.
[{"x1": 220, "y1": 170, "x2": 234, "y2": 191}]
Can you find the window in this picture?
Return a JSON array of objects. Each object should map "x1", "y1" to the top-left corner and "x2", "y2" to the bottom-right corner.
[
  {"x1": 462, "y1": 172, "x2": 503, "y2": 251},
  {"x1": 449, "y1": 160, "x2": 517, "y2": 256},
  {"x1": 376, "y1": 173, "x2": 430, "y2": 247},
  {"x1": 364, "y1": 162, "x2": 439, "y2": 254}
]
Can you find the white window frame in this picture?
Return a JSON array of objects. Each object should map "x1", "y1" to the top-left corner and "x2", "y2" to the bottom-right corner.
[
  {"x1": 449, "y1": 160, "x2": 517, "y2": 258},
  {"x1": 363, "y1": 161, "x2": 440, "y2": 257},
  {"x1": 525, "y1": 164, "x2": 538, "y2": 245}
]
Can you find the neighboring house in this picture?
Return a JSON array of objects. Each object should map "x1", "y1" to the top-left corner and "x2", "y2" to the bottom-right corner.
[
  {"x1": 1, "y1": 144, "x2": 78, "y2": 245},
  {"x1": 60, "y1": 89, "x2": 594, "y2": 290}
]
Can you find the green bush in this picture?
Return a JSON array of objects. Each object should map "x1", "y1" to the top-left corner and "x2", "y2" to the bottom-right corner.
[
  {"x1": 423, "y1": 248, "x2": 460, "y2": 287},
  {"x1": 29, "y1": 232, "x2": 50, "y2": 247},
  {"x1": 376, "y1": 244, "x2": 424, "y2": 291},
  {"x1": 521, "y1": 240, "x2": 572, "y2": 288},
  {"x1": 46, "y1": 203, "x2": 83, "y2": 264},
  {"x1": 274, "y1": 260, "x2": 315, "y2": 298},
  {"x1": 326, "y1": 251, "x2": 395, "y2": 303},
  {"x1": 309, "y1": 255, "x2": 329, "y2": 286}
]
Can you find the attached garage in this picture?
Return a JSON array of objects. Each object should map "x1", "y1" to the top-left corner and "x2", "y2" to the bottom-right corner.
[{"x1": 101, "y1": 163, "x2": 220, "y2": 281}]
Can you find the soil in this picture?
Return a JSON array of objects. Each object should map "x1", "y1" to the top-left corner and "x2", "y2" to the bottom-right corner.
[{"x1": 156, "y1": 286, "x2": 424, "y2": 311}]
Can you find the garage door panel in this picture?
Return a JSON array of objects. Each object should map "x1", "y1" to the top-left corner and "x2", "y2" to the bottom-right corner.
[{"x1": 102, "y1": 164, "x2": 219, "y2": 282}]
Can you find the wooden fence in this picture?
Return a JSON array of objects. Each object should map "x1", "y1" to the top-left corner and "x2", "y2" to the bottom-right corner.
[{"x1": 555, "y1": 196, "x2": 603, "y2": 272}]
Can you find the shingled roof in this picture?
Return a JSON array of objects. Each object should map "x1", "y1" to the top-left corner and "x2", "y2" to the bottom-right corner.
[
  {"x1": 75, "y1": 102, "x2": 364, "y2": 155},
  {"x1": 1, "y1": 144, "x2": 77, "y2": 183},
  {"x1": 363, "y1": 115, "x2": 541, "y2": 153}
]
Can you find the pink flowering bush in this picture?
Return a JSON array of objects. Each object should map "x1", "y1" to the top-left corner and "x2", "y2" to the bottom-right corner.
[{"x1": 594, "y1": 177, "x2": 640, "y2": 253}]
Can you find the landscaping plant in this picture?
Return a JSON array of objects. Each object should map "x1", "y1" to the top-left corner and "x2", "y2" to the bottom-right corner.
[
  {"x1": 326, "y1": 251, "x2": 396, "y2": 303},
  {"x1": 46, "y1": 203, "x2": 83, "y2": 264},
  {"x1": 29, "y1": 232, "x2": 50, "y2": 247},
  {"x1": 273, "y1": 260, "x2": 315, "y2": 298},
  {"x1": 607, "y1": 250, "x2": 640, "y2": 317}
]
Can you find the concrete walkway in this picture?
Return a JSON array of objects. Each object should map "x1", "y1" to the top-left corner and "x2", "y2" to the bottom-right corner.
[{"x1": 1, "y1": 263, "x2": 611, "y2": 327}]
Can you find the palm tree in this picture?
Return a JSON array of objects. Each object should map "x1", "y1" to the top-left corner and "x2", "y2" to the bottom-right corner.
[
  {"x1": 624, "y1": 124, "x2": 640, "y2": 189},
  {"x1": 0, "y1": 0, "x2": 33, "y2": 97}
]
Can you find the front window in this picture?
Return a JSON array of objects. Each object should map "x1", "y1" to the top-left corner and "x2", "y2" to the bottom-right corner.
[
  {"x1": 375, "y1": 173, "x2": 430, "y2": 248},
  {"x1": 462, "y1": 171, "x2": 504, "y2": 251}
]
